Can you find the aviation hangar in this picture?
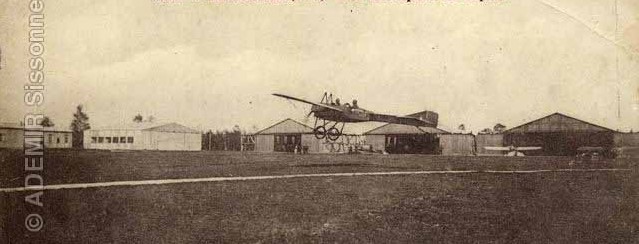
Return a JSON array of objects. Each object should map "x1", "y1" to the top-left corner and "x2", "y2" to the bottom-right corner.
[
  {"x1": 250, "y1": 112, "x2": 638, "y2": 157},
  {"x1": 501, "y1": 112, "x2": 617, "y2": 156},
  {"x1": 252, "y1": 118, "x2": 476, "y2": 155},
  {"x1": 84, "y1": 122, "x2": 202, "y2": 151}
]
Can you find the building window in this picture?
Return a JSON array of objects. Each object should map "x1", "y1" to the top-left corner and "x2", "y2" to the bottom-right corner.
[
  {"x1": 0, "y1": 133, "x2": 4, "y2": 142},
  {"x1": 65, "y1": 135, "x2": 69, "y2": 143},
  {"x1": 113, "y1": 137, "x2": 119, "y2": 143},
  {"x1": 127, "y1": 137, "x2": 134, "y2": 143},
  {"x1": 120, "y1": 137, "x2": 126, "y2": 144},
  {"x1": 105, "y1": 137, "x2": 111, "y2": 143},
  {"x1": 91, "y1": 137, "x2": 97, "y2": 143},
  {"x1": 98, "y1": 137, "x2": 104, "y2": 143},
  {"x1": 48, "y1": 134, "x2": 53, "y2": 144},
  {"x1": 56, "y1": 137, "x2": 60, "y2": 144}
]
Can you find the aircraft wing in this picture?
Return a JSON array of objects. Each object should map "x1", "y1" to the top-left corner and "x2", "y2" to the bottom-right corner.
[
  {"x1": 484, "y1": 146, "x2": 512, "y2": 151},
  {"x1": 516, "y1": 147, "x2": 542, "y2": 151},
  {"x1": 272, "y1": 93, "x2": 342, "y2": 111},
  {"x1": 576, "y1": 146, "x2": 605, "y2": 151},
  {"x1": 368, "y1": 113, "x2": 431, "y2": 127}
]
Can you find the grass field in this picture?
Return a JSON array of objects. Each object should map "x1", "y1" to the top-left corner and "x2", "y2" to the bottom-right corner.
[{"x1": 1, "y1": 150, "x2": 638, "y2": 243}]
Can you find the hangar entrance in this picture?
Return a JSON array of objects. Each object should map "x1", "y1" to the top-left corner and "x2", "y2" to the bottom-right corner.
[
  {"x1": 384, "y1": 134, "x2": 440, "y2": 154},
  {"x1": 274, "y1": 134, "x2": 301, "y2": 152},
  {"x1": 505, "y1": 132, "x2": 614, "y2": 156}
]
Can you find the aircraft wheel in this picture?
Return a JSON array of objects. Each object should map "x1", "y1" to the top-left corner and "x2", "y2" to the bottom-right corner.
[
  {"x1": 313, "y1": 126, "x2": 327, "y2": 139},
  {"x1": 327, "y1": 127, "x2": 341, "y2": 141}
]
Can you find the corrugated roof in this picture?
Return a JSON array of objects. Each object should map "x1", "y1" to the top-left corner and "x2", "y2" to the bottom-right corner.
[
  {"x1": 364, "y1": 123, "x2": 449, "y2": 135},
  {"x1": 505, "y1": 112, "x2": 614, "y2": 133},
  {"x1": 256, "y1": 118, "x2": 314, "y2": 135},
  {"x1": 142, "y1": 123, "x2": 201, "y2": 134}
]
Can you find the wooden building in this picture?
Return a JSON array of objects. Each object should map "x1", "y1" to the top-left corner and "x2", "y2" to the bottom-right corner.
[
  {"x1": 439, "y1": 134, "x2": 476, "y2": 156},
  {"x1": 614, "y1": 132, "x2": 639, "y2": 158},
  {"x1": 504, "y1": 113, "x2": 615, "y2": 156},
  {"x1": 254, "y1": 118, "x2": 361, "y2": 153},
  {"x1": 475, "y1": 134, "x2": 504, "y2": 155},
  {"x1": 0, "y1": 123, "x2": 72, "y2": 149},
  {"x1": 363, "y1": 124, "x2": 448, "y2": 154},
  {"x1": 255, "y1": 119, "x2": 313, "y2": 153}
]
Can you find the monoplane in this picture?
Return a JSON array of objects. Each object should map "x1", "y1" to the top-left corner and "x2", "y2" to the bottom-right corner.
[
  {"x1": 273, "y1": 92, "x2": 438, "y2": 141},
  {"x1": 484, "y1": 145, "x2": 542, "y2": 156}
]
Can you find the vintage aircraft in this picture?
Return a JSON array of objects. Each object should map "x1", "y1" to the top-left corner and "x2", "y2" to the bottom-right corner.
[
  {"x1": 273, "y1": 92, "x2": 438, "y2": 141},
  {"x1": 484, "y1": 145, "x2": 542, "y2": 156}
]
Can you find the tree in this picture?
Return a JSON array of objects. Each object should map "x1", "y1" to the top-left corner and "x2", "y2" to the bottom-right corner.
[
  {"x1": 458, "y1": 124, "x2": 466, "y2": 132},
  {"x1": 134, "y1": 114, "x2": 156, "y2": 123},
  {"x1": 493, "y1": 123, "x2": 507, "y2": 133},
  {"x1": 70, "y1": 105, "x2": 91, "y2": 148},
  {"x1": 39, "y1": 116, "x2": 55, "y2": 127},
  {"x1": 479, "y1": 128, "x2": 493, "y2": 134},
  {"x1": 133, "y1": 114, "x2": 144, "y2": 123}
]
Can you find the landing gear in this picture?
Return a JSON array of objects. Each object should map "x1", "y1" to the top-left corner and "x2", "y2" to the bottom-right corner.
[
  {"x1": 313, "y1": 126, "x2": 327, "y2": 140},
  {"x1": 327, "y1": 127, "x2": 340, "y2": 141},
  {"x1": 313, "y1": 118, "x2": 345, "y2": 141}
]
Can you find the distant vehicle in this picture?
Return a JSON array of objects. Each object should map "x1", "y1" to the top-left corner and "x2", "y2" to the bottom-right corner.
[
  {"x1": 484, "y1": 145, "x2": 542, "y2": 156},
  {"x1": 576, "y1": 146, "x2": 616, "y2": 159},
  {"x1": 273, "y1": 92, "x2": 438, "y2": 141}
]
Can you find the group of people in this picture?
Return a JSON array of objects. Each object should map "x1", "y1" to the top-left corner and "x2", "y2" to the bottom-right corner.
[
  {"x1": 328, "y1": 94, "x2": 359, "y2": 109},
  {"x1": 293, "y1": 145, "x2": 309, "y2": 154}
]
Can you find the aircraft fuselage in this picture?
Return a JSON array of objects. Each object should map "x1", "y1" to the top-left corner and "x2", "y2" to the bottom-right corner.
[{"x1": 311, "y1": 105, "x2": 370, "y2": 123}]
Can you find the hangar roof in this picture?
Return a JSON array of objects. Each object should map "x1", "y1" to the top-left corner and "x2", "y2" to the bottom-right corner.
[
  {"x1": 505, "y1": 112, "x2": 615, "y2": 133},
  {"x1": 143, "y1": 123, "x2": 200, "y2": 134},
  {"x1": 363, "y1": 124, "x2": 449, "y2": 135},
  {"x1": 255, "y1": 118, "x2": 313, "y2": 135},
  {"x1": 91, "y1": 122, "x2": 200, "y2": 134},
  {"x1": 0, "y1": 122, "x2": 72, "y2": 133},
  {"x1": 90, "y1": 123, "x2": 160, "y2": 131}
]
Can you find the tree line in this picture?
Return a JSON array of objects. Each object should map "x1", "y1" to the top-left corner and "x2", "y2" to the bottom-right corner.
[
  {"x1": 202, "y1": 125, "x2": 242, "y2": 151},
  {"x1": 457, "y1": 123, "x2": 507, "y2": 135}
]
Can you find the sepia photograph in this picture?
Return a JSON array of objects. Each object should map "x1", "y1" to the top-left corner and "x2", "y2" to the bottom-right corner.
[{"x1": 1, "y1": 0, "x2": 638, "y2": 243}]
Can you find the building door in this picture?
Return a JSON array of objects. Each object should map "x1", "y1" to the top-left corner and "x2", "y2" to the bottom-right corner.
[
  {"x1": 274, "y1": 134, "x2": 301, "y2": 152},
  {"x1": 385, "y1": 134, "x2": 440, "y2": 154}
]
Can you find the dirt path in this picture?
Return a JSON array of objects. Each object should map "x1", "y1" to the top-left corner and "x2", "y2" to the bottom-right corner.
[{"x1": 1, "y1": 168, "x2": 631, "y2": 193}]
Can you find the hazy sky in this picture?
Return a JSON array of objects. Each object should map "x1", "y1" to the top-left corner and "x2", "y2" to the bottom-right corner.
[{"x1": 1, "y1": 0, "x2": 638, "y2": 133}]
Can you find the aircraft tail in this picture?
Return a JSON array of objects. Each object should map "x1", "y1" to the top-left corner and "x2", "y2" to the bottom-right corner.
[{"x1": 405, "y1": 110, "x2": 439, "y2": 127}]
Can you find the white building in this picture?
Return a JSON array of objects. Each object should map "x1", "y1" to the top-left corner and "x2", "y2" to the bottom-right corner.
[
  {"x1": 0, "y1": 123, "x2": 72, "y2": 149},
  {"x1": 84, "y1": 122, "x2": 201, "y2": 151}
]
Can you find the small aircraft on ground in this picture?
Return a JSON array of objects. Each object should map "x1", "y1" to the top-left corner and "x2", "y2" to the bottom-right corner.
[
  {"x1": 484, "y1": 145, "x2": 542, "y2": 156},
  {"x1": 273, "y1": 92, "x2": 438, "y2": 141}
]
